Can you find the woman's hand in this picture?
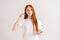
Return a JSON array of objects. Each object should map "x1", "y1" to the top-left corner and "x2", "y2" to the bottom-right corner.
[
  {"x1": 34, "y1": 29, "x2": 43, "y2": 35},
  {"x1": 33, "y1": 29, "x2": 43, "y2": 35},
  {"x1": 19, "y1": 13, "x2": 24, "y2": 18},
  {"x1": 37, "y1": 30, "x2": 43, "y2": 35}
]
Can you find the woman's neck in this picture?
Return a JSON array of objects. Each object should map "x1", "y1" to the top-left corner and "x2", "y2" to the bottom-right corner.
[{"x1": 28, "y1": 16, "x2": 31, "y2": 19}]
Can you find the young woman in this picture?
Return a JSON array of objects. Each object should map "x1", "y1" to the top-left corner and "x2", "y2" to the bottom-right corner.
[{"x1": 12, "y1": 4, "x2": 43, "y2": 40}]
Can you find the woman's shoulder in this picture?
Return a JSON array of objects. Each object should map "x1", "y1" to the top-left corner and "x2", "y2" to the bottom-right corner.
[
  {"x1": 37, "y1": 19, "x2": 42, "y2": 23},
  {"x1": 37, "y1": 19, "x2": 44, "y2": 31},
  {"x1": 37, "y1": 19, "x2": 42, "y2": 26}
]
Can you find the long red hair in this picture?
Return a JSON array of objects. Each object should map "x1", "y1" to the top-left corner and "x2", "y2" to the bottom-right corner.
[{"x1": 24, "y1": 4, "x2": 38, "y2": 32}]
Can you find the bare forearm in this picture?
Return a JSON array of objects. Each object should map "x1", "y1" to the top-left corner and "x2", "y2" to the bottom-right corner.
[
  {"x1": 12, "y1": 21, "x2": 19, "y2": 32},
  {"x1": 12, "y1": 13, "x2": 24, "y2": 32},
  {"x1": 12, "y1": 17, "x2": 21, "y2": 32}
]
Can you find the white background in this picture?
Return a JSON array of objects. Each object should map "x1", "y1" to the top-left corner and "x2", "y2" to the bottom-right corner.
[{"x1": 0, "y1": 0, "x2": 60, "y2": 40}]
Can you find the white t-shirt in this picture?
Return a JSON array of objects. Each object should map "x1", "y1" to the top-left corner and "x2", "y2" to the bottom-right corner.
[{"x1": 19, "y1": 14, "x2": 43, "y2": 40}]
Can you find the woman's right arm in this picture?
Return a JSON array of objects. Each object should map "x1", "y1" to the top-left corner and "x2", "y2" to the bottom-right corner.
[{"x1": 12, "y1": 13, "x2": 24, "y2": 32}]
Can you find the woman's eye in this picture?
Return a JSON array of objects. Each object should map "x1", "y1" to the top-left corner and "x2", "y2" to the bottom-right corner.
[{"x1": 27, "y1": 9, "x2": 29, "y2": 11}]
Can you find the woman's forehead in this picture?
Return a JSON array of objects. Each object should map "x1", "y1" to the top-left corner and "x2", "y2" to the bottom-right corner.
[{"x1": 27, "y1": 7, "x2": 32, "y2": 9}]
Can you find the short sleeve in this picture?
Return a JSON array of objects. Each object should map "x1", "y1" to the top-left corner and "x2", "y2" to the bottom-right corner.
[{"x1": 37, "y1": 20, "x2": 43, "y2": 31}]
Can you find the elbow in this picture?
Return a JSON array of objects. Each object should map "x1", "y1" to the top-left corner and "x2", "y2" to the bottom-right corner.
[
  {"x1": 12, "y1": 27, "x2": 16, "y2": 32},
  {"x1": 12, "y1": 25, "x2": 17, "y2": 32}
]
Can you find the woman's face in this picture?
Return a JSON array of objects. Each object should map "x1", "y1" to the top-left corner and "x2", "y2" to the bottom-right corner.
[{"x1": 26, "y1": 6, "x2": 33, "y2": 18}]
